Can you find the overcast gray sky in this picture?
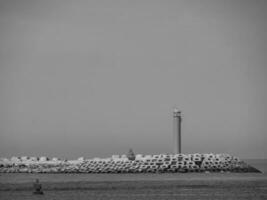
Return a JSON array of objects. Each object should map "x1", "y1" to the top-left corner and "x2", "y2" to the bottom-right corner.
[{"x1": 0, "y1": 0, "x2": 266, "y2": 159}]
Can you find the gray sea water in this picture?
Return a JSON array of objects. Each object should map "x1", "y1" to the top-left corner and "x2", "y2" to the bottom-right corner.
[{"x1": 0, "y1": 159, "x2": 266, "y2": 200}]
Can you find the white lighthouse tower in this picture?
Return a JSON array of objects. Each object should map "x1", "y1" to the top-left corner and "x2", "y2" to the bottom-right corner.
[{"x1": 173, "y1": 109, "x2": 182, "y2": 154}]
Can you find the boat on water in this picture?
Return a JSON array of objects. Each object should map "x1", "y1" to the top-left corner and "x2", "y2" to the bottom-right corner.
[{"x1": 33, "y1": 179, "x2": 44, "y2": 195}]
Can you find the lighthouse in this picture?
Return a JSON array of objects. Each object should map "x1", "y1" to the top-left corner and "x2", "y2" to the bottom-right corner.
[{"x1": 173, "y1": 109, "x2": 182, "y2": 154}]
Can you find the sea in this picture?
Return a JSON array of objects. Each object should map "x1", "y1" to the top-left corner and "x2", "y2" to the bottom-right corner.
[{"x1": 0, "y1": 159, "x2": 266, "y2": 200}]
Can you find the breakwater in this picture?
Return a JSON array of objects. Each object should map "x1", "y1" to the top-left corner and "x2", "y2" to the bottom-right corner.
[{"x1": 0, "y1": 154, "x2": 261, "y2": 173}]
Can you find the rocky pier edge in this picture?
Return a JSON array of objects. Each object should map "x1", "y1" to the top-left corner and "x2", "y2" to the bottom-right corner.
[{"x1": 0, "y1": 153, "x2": 261, "y2": 173}]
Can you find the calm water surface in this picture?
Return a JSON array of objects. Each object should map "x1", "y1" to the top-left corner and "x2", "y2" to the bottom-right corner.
[{"x1": 0, "y1": 159, "x2": 266, "y2": 200}]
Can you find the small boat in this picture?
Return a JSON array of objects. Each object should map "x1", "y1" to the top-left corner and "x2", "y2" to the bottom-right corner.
[{"x1": 33, "y1": 179, "x2": 44, "y2": 195}]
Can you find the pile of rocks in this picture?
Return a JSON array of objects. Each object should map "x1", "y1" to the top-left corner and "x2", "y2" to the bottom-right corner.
[{"x1": 0, "y1": 154, "x2": 261, "y2": 173}]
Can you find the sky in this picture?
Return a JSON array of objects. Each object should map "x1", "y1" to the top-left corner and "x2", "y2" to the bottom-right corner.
[{"x1": 0, "y1": 0, "x2": 266, "y2": 159}]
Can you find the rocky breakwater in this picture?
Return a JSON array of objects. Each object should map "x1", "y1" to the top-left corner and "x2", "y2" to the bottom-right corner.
[{"x1": 0, "y1": 154, "x2": 261, "y2": 173}]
